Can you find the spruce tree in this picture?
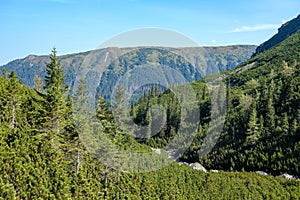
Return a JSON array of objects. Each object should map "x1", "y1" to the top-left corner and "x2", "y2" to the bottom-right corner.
[
  {"x1": 71, "y1": 77, "x2": 90, "y2": 174},
  {"x1": 265, "y1": 82, "x2": 276, "y2": 134},
  {"x1": 7, "y1": 72, "x2": 22, "y2": 129},
  {"x1": 245, "y1": 102, "x2": 260, "y2": 146},
  {"x1": 44, "y1": 48, "x2": 67, "y2": 140},
  {"x1": 41, "y1": 49, "x2": 71, "y2": 196},
  {"x1": 112, "y1": 84, "x2": 126, "y2": 130}
]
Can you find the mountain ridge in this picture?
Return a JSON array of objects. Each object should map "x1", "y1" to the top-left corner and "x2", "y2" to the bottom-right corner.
[
  {"x1": 0, "y1": 45, "x2": 256, "y2": 102},
  {"x1": 254, "y1": 14, "x2": 300, "y2": 56}
]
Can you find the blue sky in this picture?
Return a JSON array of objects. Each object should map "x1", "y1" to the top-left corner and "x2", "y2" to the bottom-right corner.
[{"x1": 0, "y1": 0, "x2": 300, "y2": 65}]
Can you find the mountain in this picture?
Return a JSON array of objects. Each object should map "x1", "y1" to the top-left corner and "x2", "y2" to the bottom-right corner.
[
  {"x1": 1, "y1": 17, "x2": 300, "y2": 200},
  {"x1": 131, "y1": 16, "x2": 300, "y2": 176},
  {"x1": 254, "y1": 14, "x2": 300, "y2": 56},
  {"x1": 0, "y1": 45, "x2": 256, "y2": 102}
]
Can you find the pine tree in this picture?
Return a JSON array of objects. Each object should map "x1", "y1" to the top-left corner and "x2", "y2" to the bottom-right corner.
[
  {"x1": 259, "y1": 115, "x2": 264, "y2": 137},
  {"x1": 64, "y1": 94, "x2": 82, "y2": 174},
  {"x1": 40, "y1": 48, "x2": 71, "y2": 196},
  {"x1": 112, "y1": 84, "x2": 127, "y2": 131},
  {"x1": 246, "y1": 102, "x2": 260, "y2": 146},
  {"x1": 71, "y1": 77, "x2": 90, "y2": 174},
  {"x1": 44, "y1": 48, "x2": 67, "y2": 141},
  {"x1": 281, "y1": 112, "x2": 289, "y2": 135},
  {"x1": 7, "y1": 72, "x2": 22, "y2": 129},
  {"x1": 265, "y1": 82, "x2": 276, "y2": 133},
  {"x1": 96, "y1": 95, "x2": 114, "y2": 131}
]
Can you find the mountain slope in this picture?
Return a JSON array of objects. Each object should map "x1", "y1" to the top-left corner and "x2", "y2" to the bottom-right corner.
[
  {"x1": 254, "y1": 14, "x2": 300, "y2": 56},
  {"x1": 0, "y1": 74, "x2": 299, "y2": 199},
  {"x1": 131, "y1": 19, "x2": 300, "y2": 176},
  {"x1": 200, "y1": 29, "x2": 300, "y2": 175},
  {"x1": 0, "y1": 45, "x2": 256, "y2": 101}
]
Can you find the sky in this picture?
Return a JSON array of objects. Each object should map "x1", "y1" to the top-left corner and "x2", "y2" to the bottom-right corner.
[{"x1": 1, "y1": 0, "x2": 300, "y2": 65}]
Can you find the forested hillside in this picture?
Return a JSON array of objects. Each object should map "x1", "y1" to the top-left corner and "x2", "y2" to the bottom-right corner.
[
  {"x1": 0, "y1": 49, "x2": 299, "y2": 200},
  {"x1": 132, "y1": 26, "x2": 300, "y2": 177},
  {"x1": 1, "y1": 13, "x2": 300, "y2": 200},
  {"x1": 202, "y1": 29, "x2": 300, "y2": 175}
]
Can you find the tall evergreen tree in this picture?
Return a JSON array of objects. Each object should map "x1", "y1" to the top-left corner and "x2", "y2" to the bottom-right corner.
[
  {"x1": 245, "y1": 102, "x2": 260, "y2": 146},
  {"x1": 71, "y1": 77, "x2": 90, "y2": 174},
  {"x1": 7, "y1": 72, "x2": 22, "y2": 129},
  {"x1": 112, "y1": 84, "x2": 126, "y2": 129},
  {"x1": 266, "y1": 91, "x2": 275, "y2": 133},
  {"x1": 44, "y1": 48, "x2": 67, "y2": 140},
  {"x1": 41, "y1": 48, "x2": 71, "y2": 196}
]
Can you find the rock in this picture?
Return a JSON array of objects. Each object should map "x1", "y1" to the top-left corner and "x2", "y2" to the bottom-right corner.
[
  {"x1": 167, "y1": 150, "x2": 176, "y2": 159},
  {"x1": 279, "y1": 174, "x2": 296, "y2": 180},
  {"x1": 189, "y1": 163, "x2": 207, "y2": 173},
  {"x1": 256, "y1": 171, "x2": 269, "y2": 176},
  {"x1": 178, "y1": 162, "x2": 189, "y2": 166},
  {"x1": 151, "y1": 148, "x2": 161, "y2": 155},
  {"x1": 210, "y1": 170, "x2": 219, "y2": 173}
]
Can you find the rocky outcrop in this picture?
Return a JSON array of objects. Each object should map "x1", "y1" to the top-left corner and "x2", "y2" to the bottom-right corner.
[
  {"x1": 256, "y1": 171, "x2": 269, "y2": 176},
  {"x1": 279, "y1": 174, "x2": 298, "y2": 180},
  {"x1": 189, "y1": 163, "x2": 207, "y2": 173}
]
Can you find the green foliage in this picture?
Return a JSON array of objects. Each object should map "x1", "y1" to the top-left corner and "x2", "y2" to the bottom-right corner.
[
  {"x1": 1, "y1": 48, "x2": 299, "y2": 199},
  {"x1": 1, "y1": 22, "x2": 300, "y2": 198},
  {"x1": 130, "y1": 23, "x2": 300, "y2": 178},
  {"x1": 202, "y1": 29, "x2": 300, "y2": 176}
]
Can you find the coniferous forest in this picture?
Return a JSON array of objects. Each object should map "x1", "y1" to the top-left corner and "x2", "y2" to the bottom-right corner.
[
  {"x1": 1, "y1": 14, "x2": 300, "y2": 200},
  {"x1": 132, "y1": 27, "x2": 300, "y2": 177}
]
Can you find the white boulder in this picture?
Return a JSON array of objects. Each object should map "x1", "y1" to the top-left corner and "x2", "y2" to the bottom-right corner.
[
  {"x1": 256, "y1": 171, "x2": 269, "y2": 176},
  {"x1": 189, "y1": 163, "x2": 207, "y2": 173}
]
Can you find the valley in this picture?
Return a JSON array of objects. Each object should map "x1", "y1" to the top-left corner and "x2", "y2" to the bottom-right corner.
[{"x1": 0, "y1": 12, "x2": 299, "y2": 200}]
